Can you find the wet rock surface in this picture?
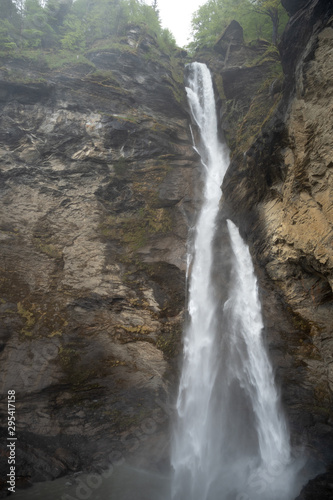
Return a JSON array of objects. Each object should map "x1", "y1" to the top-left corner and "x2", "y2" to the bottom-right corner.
[
  {"x1": 0, "y1": 28, "x2": 200, "y2": 488},
  {"x1": 216, "y1": 0, "x2": 333, "y2": 497}
]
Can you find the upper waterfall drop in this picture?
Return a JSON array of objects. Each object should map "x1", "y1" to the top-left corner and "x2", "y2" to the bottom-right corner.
[
  {"x1": 171, "y1": 62, "x2": 229, "y2": 500},
  {"x1": 171, "y1": 62, "x2": 304, "y2": 500}
]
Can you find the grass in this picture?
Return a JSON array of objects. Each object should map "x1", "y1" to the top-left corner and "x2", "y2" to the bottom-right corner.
[
  {"x1": 245, "y1": 44, "x2": 281, "y2": 68},
  {"x1": 0, "y1": 66, "x2": 47, "y2": 84},
  {"x1": 44, "y1": 50, "x2": 95, "y2": 70},
  {"x1": 0, "y1": 48, "x2": 95, "y2": 71},
  {"x1": 86, "y1": 40, "x2": 137, "y2": 55}
]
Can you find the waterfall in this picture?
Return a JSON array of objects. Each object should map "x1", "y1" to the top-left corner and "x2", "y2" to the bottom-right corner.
[
  {"x1": 222, "y1": 220, "x2": 293, "y2": 500},
  {"x1": 170, "y1": 62, "x2": 229, "y2": 500},
  {"x1": 171, "y1": 62, "x2": 302, "y2": 500}
]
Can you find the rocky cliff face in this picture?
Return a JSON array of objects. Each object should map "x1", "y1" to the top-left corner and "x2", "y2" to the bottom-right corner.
[
  {"x1": 1, "y1": 1, "x2": 333, "y2": 497},
  {"x1": 0, "y1": 28, "x2": 200, "y2": 489},
  {"x1": 212, "y1": 0, "x2": 333, "y2": 497}
]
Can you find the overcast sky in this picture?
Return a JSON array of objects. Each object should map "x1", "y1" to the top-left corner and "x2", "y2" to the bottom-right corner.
[{"x1": 154, "y1": 0, "x2": 206, "y2": 47}]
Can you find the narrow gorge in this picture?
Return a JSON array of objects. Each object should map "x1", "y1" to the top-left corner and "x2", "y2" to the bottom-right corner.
[{"x1": 0, "y1": 0, "x2": 333, "y2": 499}]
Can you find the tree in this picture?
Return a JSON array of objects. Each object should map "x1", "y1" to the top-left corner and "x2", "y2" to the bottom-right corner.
[
  {"x1": 158, "y1": 27, "x2": 176, "y2": 52},
  {"x1": 1, "y1": 0, "x2": 20, "y2": 45},
  {"x1": 249, "y1": 0, "x2": 281, "y2": 44},
  {"x1": 2, "y1": 0, "x2": 178, "y2": 55},
  {"x1": 60, "y1": 13, "x2": 85, "y2": 50},
  {"x1": 0, "y1": 19, "x2": 17, "y2": 52},
  {"x1": 190, "y1": 0, "x2": 288, "y2": 50},
  {"x1": 190, "y1": 0, "x2": 260, "y2": 48},
  {"x1": 45, "y1": 0, "x2": 73, "y2": 34},
  {"x1": 12, "y1": 0, "x2": 25, "y2": 16},
  {"x1": 21, "y1": 0, "x2": 57, "y2": 48},
  {"x1": 3, "y1": 0, "x2": 19, "y2": 22},
  {"x1": 21, "y1": 0, "x2": 45, "y2": 47}
]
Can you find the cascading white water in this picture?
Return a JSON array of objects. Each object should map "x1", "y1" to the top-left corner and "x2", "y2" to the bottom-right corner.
[
  {"x1": 223, "y1": 220, "x2": 294, "y2": 500},
  {"x1": 171, "y1": 62, "x2": 229, "y2": 500},
  {"x1": 171, "y1": 62, "x2": 302, "y2": 500}
]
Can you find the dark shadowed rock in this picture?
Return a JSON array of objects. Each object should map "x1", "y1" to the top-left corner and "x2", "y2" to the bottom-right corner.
[
  {"x1": 281, "y1": 0, "x2": 312, "y2": 15},
  {"x1": 214, "y1": 20, "x2": 244, "y2": 57}
]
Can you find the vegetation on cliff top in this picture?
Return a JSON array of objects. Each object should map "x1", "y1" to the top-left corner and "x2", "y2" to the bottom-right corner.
[
  {"x1": 0, "y1": 0, "x2": 177, "y2": 59},
  {"x1": 190, "y1": 0, "x2": 288, "y2": 50}
]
